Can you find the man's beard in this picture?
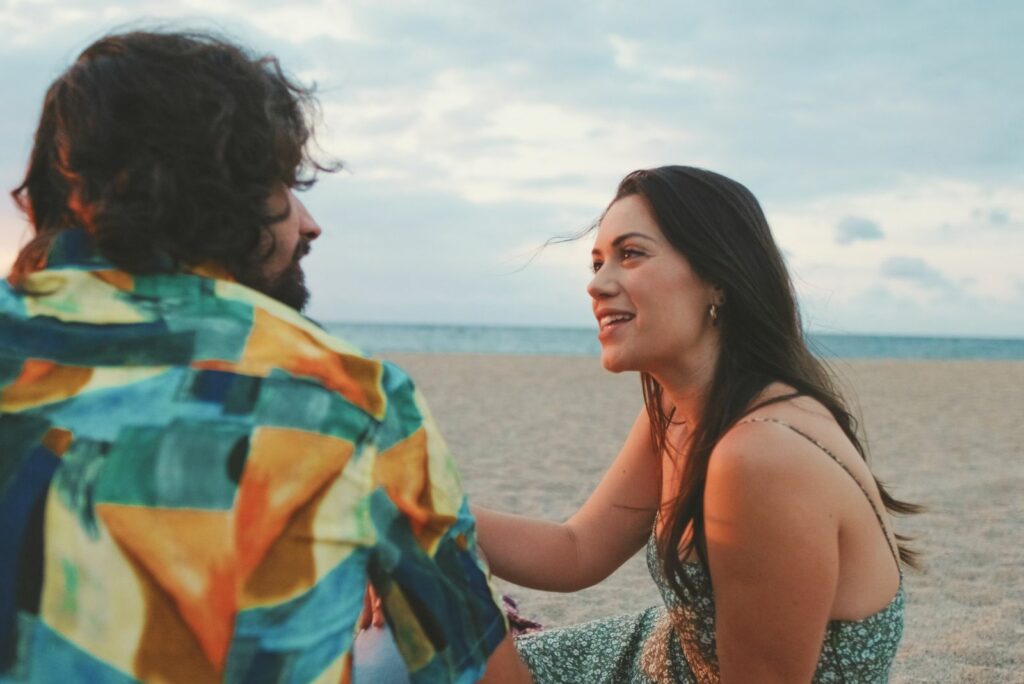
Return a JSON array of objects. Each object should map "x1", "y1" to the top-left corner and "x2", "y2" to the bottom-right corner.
[
  {"x1": 262, "y1": 260, "x2": 310, "y2": 312},
  {"x1": 242, "y1": 239, "x2": 312, "y2": 312}
]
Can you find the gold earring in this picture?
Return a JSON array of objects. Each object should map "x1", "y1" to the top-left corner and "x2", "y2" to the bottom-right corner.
[{"x1": 709, "y1": 303, "x2": 719, "y2": 326}]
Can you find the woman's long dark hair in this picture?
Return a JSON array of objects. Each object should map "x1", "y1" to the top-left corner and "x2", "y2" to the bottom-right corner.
[
  {"x1": 9, "y1": 30, "x2": 336, "y2": 285},
  {"x1": 610, "y1": 167, "x2": 920, "y2": 600}
]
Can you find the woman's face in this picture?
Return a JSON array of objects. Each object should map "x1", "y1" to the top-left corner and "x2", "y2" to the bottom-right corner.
[{"x1": 588, "y1": 194, "x2": 720, "y2": 375}]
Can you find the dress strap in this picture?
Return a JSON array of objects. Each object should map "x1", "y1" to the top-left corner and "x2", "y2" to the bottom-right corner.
[{"x1": 737, "y1": 417, "x2": 901, "y2": 569}]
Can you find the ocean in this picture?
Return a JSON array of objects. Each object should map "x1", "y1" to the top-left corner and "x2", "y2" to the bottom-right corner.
[{"x1": 322, "y1": 322, "x2": 1024, "y2": 360}]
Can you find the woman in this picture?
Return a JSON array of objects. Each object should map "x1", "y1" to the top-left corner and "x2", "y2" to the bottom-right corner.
[{"x1": 474, "y1": 166, "x2": 918, "y2": 683}]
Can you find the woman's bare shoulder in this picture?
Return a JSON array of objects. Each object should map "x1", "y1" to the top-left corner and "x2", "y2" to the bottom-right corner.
[{"x1": 709, "y1": 388, "x2": 850, "y2": 499}]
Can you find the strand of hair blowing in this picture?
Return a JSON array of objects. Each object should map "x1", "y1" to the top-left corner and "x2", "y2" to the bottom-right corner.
[
  {"x1": 9, "y1": 31, "x2": 337, "y2": 286},
  {"x1": 613, "y1": 168, "x2": 920, "y2": 604}
]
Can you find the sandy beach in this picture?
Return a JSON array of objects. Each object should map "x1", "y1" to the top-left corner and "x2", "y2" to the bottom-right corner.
[{"x1": 384, "y1": 353, "x2": 1024, "y2": 683}]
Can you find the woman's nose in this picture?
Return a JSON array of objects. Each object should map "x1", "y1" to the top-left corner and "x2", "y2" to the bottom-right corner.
[{"x1": 587, "y1": 266, "x2": 616, "y2": 300}]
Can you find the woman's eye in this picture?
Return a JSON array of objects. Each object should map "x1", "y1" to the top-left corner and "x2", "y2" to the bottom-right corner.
[
  {"x1": 591, "y1": 261, "x2": 603, "y2": 273},
  {"x1": 621, "y1": 248, "x2": 644, "y2": 261}
]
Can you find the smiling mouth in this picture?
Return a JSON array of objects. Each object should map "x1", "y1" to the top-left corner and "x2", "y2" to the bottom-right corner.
[{"x1": 598, "y1": 313, "x2": 635, "y2": 331}]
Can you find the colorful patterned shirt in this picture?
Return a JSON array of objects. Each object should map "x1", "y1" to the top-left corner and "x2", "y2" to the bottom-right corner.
[{"x1": 0, "y1": 229, "x2": 507, "y2": 683}]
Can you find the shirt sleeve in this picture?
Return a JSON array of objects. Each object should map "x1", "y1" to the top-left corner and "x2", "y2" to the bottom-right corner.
[{"x1": 365, "y1": 362, "x2": 508, "y2": 683}]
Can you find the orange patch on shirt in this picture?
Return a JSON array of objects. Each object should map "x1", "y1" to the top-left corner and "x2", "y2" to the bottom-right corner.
[
  {"x1": 189, "y1": 262, "x2": 235, "y2": 282},
  {"x1": 234, "y1": 427, "x2": 354, "y2": 584},
  {"x1": 0, "y1": 359, "x2": 93, "y2": 412},
  {"x1": 122, "y1": 551, "x2": 220, "y2": 684},
  {"x1": 245, "y1": 309, "x2": 385, "y2": 417},
  {"x1": 374, "y1": 428, "x2": 456, "y2": 552},
  {"x1": 194, "y1": 309, "x2": 385, "y2": 418},
  {"x1": 41, "y1": 427, "x2": 74, "y2": 456},
  {"x1": 91, "y1": 270, "x2": 134, "y2": 291},
  {"x1": 97, "y1": 504, "x2": 238, "y2": 672},
  {"x1": 238, "y1": 472, "x2": 332, "y2": 607}
]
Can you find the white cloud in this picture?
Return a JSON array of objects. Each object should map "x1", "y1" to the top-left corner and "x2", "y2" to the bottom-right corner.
[
  {"x1": 0, "y1": 1, "x2": 209, "y2": 51},
  {"x1": 763, "y1": 177, "x2": 1024, "y2": 336},
  {"x1": 608, "y1": 34, "x2": 734, "y2": 85},
  {"x1": 770, "y1": 178, "x2": 1024, "y2": 303},
  {"x1": 320, "y1": 67, "x2": 694, "y2": 207},
  {"x1": 835, "y1": 216, "x2": 884, "y2": 245},
  {"x1": 180, "y1": 0, "x2": 364, "y2": 44},
  {"x1": 802, "y1": 281, "x2": 1024, "y2": 338},
  {"x1": 987, "y1": 208, "x2": 1010, "y2": 225},
  {"x1": 971, "y1": 207, "x2": 1014, "y2": 227},
  {"x1": 0, "y1": 0, "x2": 362, "y2": 54},
  {"x1": 879, "y1": 256, "x2": 952, "y2": 291}
]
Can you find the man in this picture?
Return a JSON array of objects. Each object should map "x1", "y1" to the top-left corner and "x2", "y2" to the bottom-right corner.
[{"x1": 0, "y1": 30, "x2": 530, "y2": 683}]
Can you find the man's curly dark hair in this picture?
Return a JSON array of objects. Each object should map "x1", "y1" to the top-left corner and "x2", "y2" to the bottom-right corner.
[{"x1": 9, "y1": 29, "x2": 337, "y2": 286}]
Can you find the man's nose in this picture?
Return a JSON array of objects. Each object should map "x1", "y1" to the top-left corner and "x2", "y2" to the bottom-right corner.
[{"x1": 291, "y1": 192, "x2": 322, "y2": 240}]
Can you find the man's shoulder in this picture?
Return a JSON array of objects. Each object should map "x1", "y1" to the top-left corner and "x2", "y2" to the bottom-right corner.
[
  {"x1": 219, "y1": 282, "x2": 425, "y2": 409},
  {"x1": 2, "y1": 266, "x2": 411, "y2": 423},
  {"x1": 193, "y1": 280, "x2": 416, "y2": 423}
]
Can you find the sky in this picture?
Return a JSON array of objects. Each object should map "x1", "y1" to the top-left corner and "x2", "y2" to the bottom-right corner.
[{"x1": 1, "y1": 1, "x2": 1022, "y2": 337}]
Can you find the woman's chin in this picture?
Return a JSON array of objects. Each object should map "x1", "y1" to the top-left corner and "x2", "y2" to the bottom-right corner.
[{"x1": 599, "y1": 349, "x2": 631, "y2": 374}]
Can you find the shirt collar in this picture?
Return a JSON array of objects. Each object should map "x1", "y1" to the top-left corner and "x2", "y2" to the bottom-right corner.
[
  {"x1": 42, "y1": 227, "x2": 114, "y2": 271},
  {"x1": 42, "y1": 227, "x2": 233, "y2": 281}
]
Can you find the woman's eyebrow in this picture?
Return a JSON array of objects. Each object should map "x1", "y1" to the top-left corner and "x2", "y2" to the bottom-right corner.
[
  {"x1": 611, "y1": 232, "x2": 658, "y2": 247},
  {"x1": 592, "y1": 231, "x2": 658, "y2": 256}
]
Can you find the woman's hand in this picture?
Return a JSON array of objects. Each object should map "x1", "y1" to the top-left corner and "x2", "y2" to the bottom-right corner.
[{"x1": 360, "y1": 583, "x2": 385, "y2": 630}]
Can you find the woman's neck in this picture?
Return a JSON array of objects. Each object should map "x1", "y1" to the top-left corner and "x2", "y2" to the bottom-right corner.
[
  {"x1": 653, "y1": 343, "x2": 719, "y2": 427},
  {"x1": 659, "y1": 383, "x2": 705, "y2": 428}
]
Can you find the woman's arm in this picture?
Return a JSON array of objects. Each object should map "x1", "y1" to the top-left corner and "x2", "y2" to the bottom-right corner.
[
  {"x1": 473, "y1": 406, "x2": 660, "y2": 592},
  {"x1": 479, "y1": 633, "x2": 534, "y2": 683},
  {"x1": 703, "y1": 423, "x2": 839, "y2": 683}
]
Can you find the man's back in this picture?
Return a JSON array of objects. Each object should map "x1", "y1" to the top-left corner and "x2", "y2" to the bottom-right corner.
[{"x1": 0, "y1": 229, "x2": 509, "y2": 682}]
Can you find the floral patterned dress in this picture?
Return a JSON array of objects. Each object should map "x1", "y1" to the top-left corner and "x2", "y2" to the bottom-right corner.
[{"x1": 516, "y1": 419, "x2": 905, "y2": 683}]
